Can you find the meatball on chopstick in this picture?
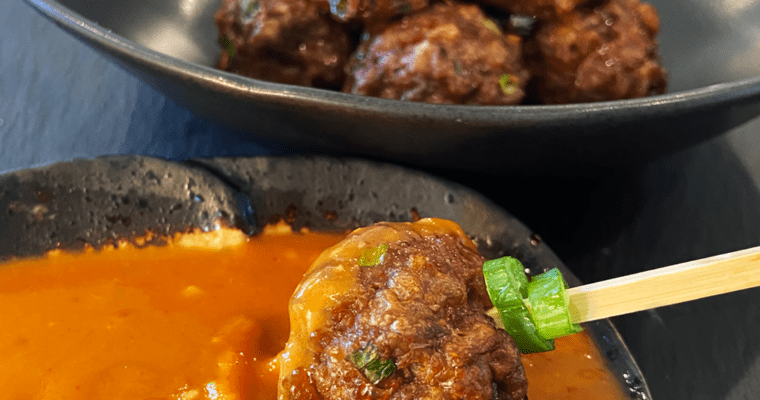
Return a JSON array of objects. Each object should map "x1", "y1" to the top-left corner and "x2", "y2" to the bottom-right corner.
[
  {"x1": 524, "y1": 0, "x2": 667, "y2": 104},
  {"x1": 344, "y1": 3, "x2": 530, "y2": 105},
  {"x1": 214, "y1": 0, "x2": 353, "y2": 89},
  {"x1": 278, "y1": 218, "x2": 528, "y2": 400}
]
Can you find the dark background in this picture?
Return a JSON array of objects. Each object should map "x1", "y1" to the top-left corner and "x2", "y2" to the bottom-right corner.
[{"x1": 3, "y1": 0, "x2": 760, "y2": 398}]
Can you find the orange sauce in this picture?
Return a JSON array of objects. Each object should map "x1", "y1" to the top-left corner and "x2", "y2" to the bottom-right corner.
[
  {"x1": 0, "y1": 225, "x2": 627, "y2": 399},
  {"x1": 523, "y1": 332, "x2": 626, "y2": 399}
]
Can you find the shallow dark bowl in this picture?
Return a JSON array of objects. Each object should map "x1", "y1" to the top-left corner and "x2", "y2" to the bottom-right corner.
[
  {"x1": 0, "y1": 155, "x2": 649, "y2": 398},
  {"x1": 24, "y1": 0, "x2": 760, "y2": 174}
]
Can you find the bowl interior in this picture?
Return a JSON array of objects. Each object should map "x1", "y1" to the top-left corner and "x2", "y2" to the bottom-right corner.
[
  {"x1": 0, "y1": 155, "x2": 650, "y2": 399},
  {"x1": 54, "y1": 0, "x2": 760, "y2": 94}
]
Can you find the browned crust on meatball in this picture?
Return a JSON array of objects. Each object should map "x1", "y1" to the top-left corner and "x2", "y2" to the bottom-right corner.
[
  {"x1": 214, "y1": 0, "x2": 353, "y2": 89},
  {"x1": 344, "y1": 3, "x2": 531, "y2": 105},
  {"x1": 284, "y1": 222, "x2": 528, "y2": 400},
  {"x1": 525, "y1": 0, "x2": 667, "y2": 104}
]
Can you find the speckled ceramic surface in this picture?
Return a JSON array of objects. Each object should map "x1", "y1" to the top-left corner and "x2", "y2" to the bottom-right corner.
[
  {"x1": 23, "y1": 0, "x2": 760, "y2": 174},
  {"x1": 0, "y1": 155, "x2": 650, "y2": 398}
]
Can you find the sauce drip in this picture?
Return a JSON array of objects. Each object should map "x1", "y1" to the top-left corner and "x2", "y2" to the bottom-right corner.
[{"x1": 0, "y1": 225, "x2": 627, "y2": 399}]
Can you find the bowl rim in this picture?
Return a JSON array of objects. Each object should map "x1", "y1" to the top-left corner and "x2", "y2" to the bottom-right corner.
[{"x1": 25, "y1": 0, "x2": 760, "y2": 123}]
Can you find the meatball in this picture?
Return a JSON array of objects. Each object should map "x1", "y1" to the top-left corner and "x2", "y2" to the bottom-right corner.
[
  {"x1": 278, "y1": 218, "x2": 528, "y2": 400},
  {"x1": 214, "y1": 0, "x2": 353, "y2": 89},
  {"x1": 344, "y1": 3, "x2": 530, "y2": 105},
  {"x1": 524, "y1": 0, "x2": 667, "y2": 104}
]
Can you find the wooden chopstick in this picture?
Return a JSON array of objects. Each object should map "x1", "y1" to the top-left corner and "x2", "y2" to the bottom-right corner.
[{"x1": 567, "y1": 246, "x2": 760, "y2": 323}]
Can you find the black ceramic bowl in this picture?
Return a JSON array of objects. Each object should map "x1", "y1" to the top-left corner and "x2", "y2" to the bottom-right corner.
[
  {"x1": 24, "y1": 0, "x2": 760, "y2": 174},
  {"x1": 0, "y1": 155, "x2": 650, "y2": 398}
]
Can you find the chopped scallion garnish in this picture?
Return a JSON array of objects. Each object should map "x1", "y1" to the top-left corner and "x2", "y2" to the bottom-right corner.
[
  {"x1": 219, "y1": 36, "x2": 236, "y2": 60},
  {"x1": 363, "y1": 358, "x2": 396, "y2": 384},
  {"x1": 246, "y1": 0, "x2": 259, "y2": 15},
  {"x1": 482, "y1": 18, "x2": 502, "y2": 35},
  {"x1": 499, "y1": 74, "x2": 518, "y2": 95},
  {"x1": 347, "y1": 342, "x2": 397, "y2": 384},
  {"x1": 483, "y1": 256, "x2": 528, "y2": 300},
  {"x1": 528, "y1": 268, "x2": 582, "y2": 340},
  {"x1": 347, "y1": 341, "x2": 380, "y2": 369},
  {"x1": 483, "y1": 257, "x2": 582, "y2": 353},
  {"x1": 359, "y1": 243, "x2": 388, "y2": 266}
]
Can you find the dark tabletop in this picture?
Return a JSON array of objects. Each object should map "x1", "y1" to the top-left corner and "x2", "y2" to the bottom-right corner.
[{"x1": 3, "y1": 0, "x2": 760, "y2": 398}]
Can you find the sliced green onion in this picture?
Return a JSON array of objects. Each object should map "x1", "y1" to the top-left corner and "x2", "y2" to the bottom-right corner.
[
  {"x1": 347, "y1": 342, "x2": 380, "y2": 369},
  {"x1": 358, "y1": 244, "x2": 388, "y2": 266},
  {"x1": 246, "y1": 0, "x2": 259, "y2": 15},
  {"x1": 499, "y1": 74, "x2": 519, "y2": 95},
  {"x1": 527, "y1": 268, "x2": 582, "y2": 340},
  {"x1": 482, "y1": 18, "x2": 502, "y2": 35},
  {"x1": 363, "y1": 358, "x2": 396, "y2": 384},
  {"x1": 483, "y1": 256, "x2": 528, "y2": 301},
  {"x1": 495, "y1": 304, "x2": 555, "y2": 353},
  {"x1": 483, "y1": 257, "x2": 582, "y2": 353},
  {"x1": 347, "y1": 342, "x2": 396, "y2": 384},
  {"x1": 483, "y1": 257, "x2": 552, "y2": 352},
  {"x1": 219, "y1": 36, "x2": 236, "y2": 60}
]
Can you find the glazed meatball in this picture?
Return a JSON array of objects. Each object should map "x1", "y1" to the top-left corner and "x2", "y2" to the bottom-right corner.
[
  {"x1": 214, "y1": 0, "x2": 353, "y2": 89},
  {"x1": 278, "y1": 219, "x2": 529, "y2": 400},
  {"x1": 525, "y1": 0, "x2": 667, "y2": 104},
  {"x1": 344, "y1": 3, "x2": 530, "y2": 105}
]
